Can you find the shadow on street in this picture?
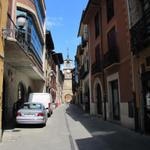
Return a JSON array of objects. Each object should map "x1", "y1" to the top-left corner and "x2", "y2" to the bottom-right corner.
[{"x1": 66, "y1": 104, "x2": 150, "y2": 150}]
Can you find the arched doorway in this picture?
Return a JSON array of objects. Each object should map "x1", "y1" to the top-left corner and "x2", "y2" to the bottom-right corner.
[
  {"x1": 96, "y1": 84, "x2": 102, "y2": 115},
  {"x1": 14, "y1": 82, "x2": 26, "y2": 114},
  {"x1": 18, "y1": 82, "x2": 26, "y2": 102},
  {"x1": 85, "y1": 87, "x2": 90, "y2": 113},
  {"x1": 65, "y1": 94, "x2": 72, "y2": 103}
]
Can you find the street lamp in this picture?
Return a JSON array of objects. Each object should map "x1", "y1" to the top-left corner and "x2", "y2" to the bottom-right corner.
[
  {"x1": 16, "y1": 15, "x2": 27, "y2": 29},
  {"x1": 16, "y1": 14, "x2": 28, "y2": 45}
]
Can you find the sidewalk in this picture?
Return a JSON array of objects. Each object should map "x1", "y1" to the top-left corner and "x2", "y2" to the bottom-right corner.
[{"x1": 66, "y1": 104, "x2": 150, "y2": 150}]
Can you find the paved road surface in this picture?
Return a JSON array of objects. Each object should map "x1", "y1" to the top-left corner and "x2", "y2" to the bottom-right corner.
[{"x1": 0, "y1": 104, "x2": 150, "y2": 150}]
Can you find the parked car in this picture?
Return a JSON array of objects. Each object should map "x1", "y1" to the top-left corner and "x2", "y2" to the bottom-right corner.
[
  {"x1": 16, "y1": 102, "x2": 47, "y2": 126},
  {"x1": 28, "y1": 93, "x2": 53, "y2": 117}
]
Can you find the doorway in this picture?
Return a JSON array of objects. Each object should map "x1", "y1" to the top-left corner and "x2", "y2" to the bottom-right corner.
[
  {"x1": 96, "y1": 84, "x2": 102, "y2": 115},
  {"x1": 111, "y1": 80, "x2": 120, "y2": 120},
  {"x1": 142, "y1": 71, "x2": 150, "y2": 133}
]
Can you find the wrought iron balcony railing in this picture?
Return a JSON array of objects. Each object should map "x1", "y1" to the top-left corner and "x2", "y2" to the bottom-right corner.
[
  {"x1": 79, "y1": 65, "x2": 89, "y2": 79},
  {"x1": 130, "y1": 10, "x2": 150, "y2": 54},
  {"x1": 81, "y1": 36, "x2": 87, "y2": 48},
  {"x1": 103, "y1": 48, "x2": 120, "y2": 68},
  {"x1": 91, "y1": 61, "x2": 102, "y2": 75},
  {"x1": 2, "y1": 14, "x2": 30, "y2": 51},
  {"x1": 2, "y1": 14, "x2": 42, "y2": 66}
]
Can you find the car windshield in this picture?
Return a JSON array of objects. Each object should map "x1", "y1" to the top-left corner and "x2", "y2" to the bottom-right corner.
[{"x1": 23, "y1": 103, "x2": 42, "y2": 110}]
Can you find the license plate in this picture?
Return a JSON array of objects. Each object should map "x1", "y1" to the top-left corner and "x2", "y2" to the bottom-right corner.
[{"x1": 24, "y1": 113, "x2": 35, "y2": 116}]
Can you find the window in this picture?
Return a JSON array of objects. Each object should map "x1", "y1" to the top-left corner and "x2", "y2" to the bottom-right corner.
[
  {"x1": 95, "y1": 45, "x2": 100, "y2": 63},
  {"x1": 106, "y1": 0, "x2": 114, "y2": 22},
  {"x1": 34, "y1": 0, "x2": 45, "y2": 27},
  {"x1": 16, "y1": 10, "x2": 43, "y2": 61},
  {"x1": 23, "y1": 103, "x2": 42, "y2": 110},
  {"x1": 107, "y1": 27, "x2": 117, "y2": 52},
  {"x1": 29, "y1": 16, "x2": 43, "y2": 59},
  {"x1": 128, "y1": 101, "x2": 134, "y2": 118},
  {"x1": 94, "y1": 13, "x2": 100, "y2": 38},
  {"x1": 111, "y1": 80, "x2": 120, "y2": 120}
]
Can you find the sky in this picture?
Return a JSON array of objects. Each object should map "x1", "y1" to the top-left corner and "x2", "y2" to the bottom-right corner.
[{"x1": 45, "y1": 0, "x2": 88, "y2": 62}]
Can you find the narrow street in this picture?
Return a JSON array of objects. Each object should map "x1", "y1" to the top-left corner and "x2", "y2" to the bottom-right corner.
[{"x1": 1, "y1": 104, "x2": 150, "y2": 150}]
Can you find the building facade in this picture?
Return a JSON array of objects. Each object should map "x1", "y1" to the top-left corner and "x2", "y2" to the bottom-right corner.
[
  {"x1": 45, "y1": 31, "x2": 64, "y2": 107},
  {"x1": 101, "y1": 0, "x2": 133, "y2": 128},
  {"x1": 76, "y1": 0, "x2": 135, "y2": 130},
  {"x1": 0, "y1": 0, "x2": 8, "y2": 141},
  {"x1": 78, "y1": 18, "x2": 90, "y2": 112},
  {"x1": 45, "y1": 30, "x2": 56, "y2": 101},
  {"x1": 56, "y1": 65, "x2": 64, "y2": 106},
  {"x1": 129, "y1": 0, "x2": 150, "y2": 133},
  {"x1": 81, "y1": 0, "x2": 104, "y2": 116},
  {"x1": 63, "y1": 54, "x2": 73, "y2": 103},
  {"x1": 74, "y1": 45, "x2": 83, "y2": 105},
  {"x1": 3, "y1": 0, "x2": 46, "y2": 128}
]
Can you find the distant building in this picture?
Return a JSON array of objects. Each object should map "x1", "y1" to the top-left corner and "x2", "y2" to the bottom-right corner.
[
  {"x1": 63, "y1": 53, "x2": 74, "y2": 103},
  {"x1": 45, "y1": 31, "x2": 64, "y2": 105}
]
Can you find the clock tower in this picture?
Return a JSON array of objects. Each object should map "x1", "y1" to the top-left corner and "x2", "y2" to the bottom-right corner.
[{"x1": 63, "y1": 51, "x2": 73, "y2": 103}]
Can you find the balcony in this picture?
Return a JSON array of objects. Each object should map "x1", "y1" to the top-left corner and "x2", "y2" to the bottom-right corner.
[
  {"x1": 81, "y1": 36, "x2": 87, "y2": 48},
  {"x1": 103, "y1": 48, "x2": 120, "y2": 68},
  {"x1": 91, "y1": 61, "x2": 102, "y2": 75},
  {"x1": 79, "y1": 65, "x2": 89, "y2": 79},
  {"x1": 130, "y1": 10, "x2": 150, "y2": 54},
  {"x1": 77, "y1": 44, "x2": 84, "y2": 55},
  {"x1": 3, "y1": 14, "x2": 44, "y2": 80}
]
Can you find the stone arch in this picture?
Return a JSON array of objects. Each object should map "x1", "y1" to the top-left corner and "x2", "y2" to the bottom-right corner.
[
  {"x1": 93, "y1": 78, "x2": 103, "y2": 115},
  {"x1": 13, "y1": 82, "x2": 26, "y2": 116},
  {"x1": 65, "y1": 94, "x2": 72, "y2": 103}
]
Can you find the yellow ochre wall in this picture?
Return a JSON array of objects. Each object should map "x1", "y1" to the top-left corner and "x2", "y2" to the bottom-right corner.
[{"x1": 0, "y1": 0, "x2": 8, "y2": 141}]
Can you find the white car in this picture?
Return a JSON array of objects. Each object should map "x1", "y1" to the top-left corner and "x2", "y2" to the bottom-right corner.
[
  {"x1": 16, "y1": 102, "x2": 47, "y2": 126},
  {"x1": 28, "y1": 93, "x2": 53, "y2": 117}
]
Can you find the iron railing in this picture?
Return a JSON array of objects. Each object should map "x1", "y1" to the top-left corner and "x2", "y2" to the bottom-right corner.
[
  {"x1": 2, "y1": 14, "x2": 31, "y2": 52},
  {"x1": 79, "y1": 65, "x2": 89, "y2": 79},
  {"x1": 2, "y1": 14, "x2": 43, "y2": 67},
  {"x1": 81, "y1": 36, "x2": 87, "y2": 48},
  {"x1": 91, "y1": 61, "x2": 102, "y2": 75},
  {"x1": 130, "y1": 10, "x2": 150, "y2": 54},
  {"x1": 103, "y1": 48, "x2": 120, "y2": 68}
]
